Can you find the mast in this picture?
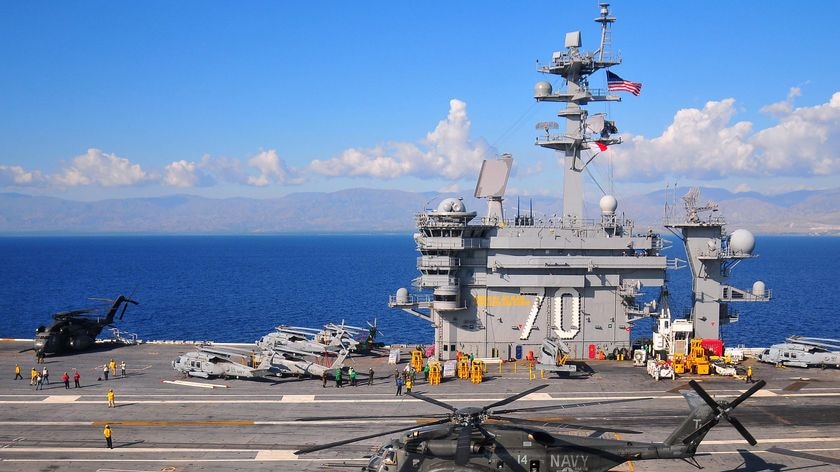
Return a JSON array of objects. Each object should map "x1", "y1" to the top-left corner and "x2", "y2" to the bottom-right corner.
[{"x1": 534, "y1": 2, "x2": 622, "y2": 223}]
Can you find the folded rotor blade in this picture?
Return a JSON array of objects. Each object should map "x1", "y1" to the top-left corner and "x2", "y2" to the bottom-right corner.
[
  {"x1": 483, "y1": 384, "x2": 548, "y2": 411},
  {"x1": 295, "y1": 413, "x2": 447, "y2": 422},
  {"x1": 494, "y1": 397, "x2": 652, "y2": 415},
  {"x1": 476, "y1": 424, "x2": 496, "y2": 440},
  {"x1": 488, "y1": 415, "x2": 641, "y2": 434},
  {"x1": 407, "y1": 391, "x2": 458, "y2": 412},
  {"x1": 455, "y1": 424, "x2": 473, "y2": 466},
  {"x1": 294, "y1": 418, "x2": 449, "y2": 455}
]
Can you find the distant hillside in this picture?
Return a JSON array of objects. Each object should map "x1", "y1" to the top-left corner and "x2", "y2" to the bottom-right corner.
[{"x1": 0, "y1": 187, "x2": 838, "y2": 235}]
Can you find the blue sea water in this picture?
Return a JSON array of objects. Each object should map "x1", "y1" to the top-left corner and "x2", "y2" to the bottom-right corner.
[{"x1": 0, "y1": 234, "x2": 838, "y2": 347}]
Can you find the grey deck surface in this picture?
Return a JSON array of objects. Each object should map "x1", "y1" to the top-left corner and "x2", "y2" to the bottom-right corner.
[{"x1": 1, "y1": 340, "x2": 839, "y2": 471}]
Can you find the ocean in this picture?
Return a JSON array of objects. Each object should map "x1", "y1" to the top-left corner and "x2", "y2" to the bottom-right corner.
[{"x1": 1, "y1": 234, "x2": 838, "y2": 348}]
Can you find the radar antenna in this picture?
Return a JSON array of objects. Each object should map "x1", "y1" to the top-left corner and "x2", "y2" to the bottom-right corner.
[
  {"x1": 595, "y1": 3, "x2": 617, "y2": 62},
  {"x1": 682, "y1": 187, "x2": 718, "y2": 223}
]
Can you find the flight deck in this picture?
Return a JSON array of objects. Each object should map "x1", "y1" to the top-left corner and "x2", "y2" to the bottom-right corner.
[{"x1": 1, "y1": 340, "x2": 839, "y2": 471}]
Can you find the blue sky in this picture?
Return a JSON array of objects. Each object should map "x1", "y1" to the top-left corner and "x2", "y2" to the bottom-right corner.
[{"x1": 1, "y1": 1, "x2": 838, "y2": 202}]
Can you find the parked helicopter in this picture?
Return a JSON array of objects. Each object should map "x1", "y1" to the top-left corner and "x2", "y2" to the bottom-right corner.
[
  {"x1": 757, "y1": 336, "x2": 840, "y2": 368},
  {"x1": 172, "y1": 345, "x2": 274, "y2": 379},
  {"x1": 33, "y1": 295, "x2": 139, "y2": 355},
  {"x1": 295, "y1": 380, "x2": 765, "y2": 472},
  {"x1": 270, "y1": 345, "x2": 350, "y2": 378},
  {"x1": 258, "y1": 326, "x2": 332, "y2": 354}
]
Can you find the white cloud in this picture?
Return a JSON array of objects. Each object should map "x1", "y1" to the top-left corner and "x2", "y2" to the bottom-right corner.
[
  {"x1": 760, "y1": 86, "x2": 802, "y2": 116},
  {"x1": 163, "y1": 160, "x2": 200, "y2": 187},
  {"x1": 246, "y1": 149, "x2": 300, "y2": 186},
  {"x1": 0, "y1": 165, "x2": 44, "y2": 186},
  {"x1": 51, "y1": 149, "x2": 148, "y2": 187},
  {"x1": 610, "y1": 91, "x2": 840, "y2": 182},
  {"x1": 310, "y1": 99, "x2": 493, "y2": 180}
]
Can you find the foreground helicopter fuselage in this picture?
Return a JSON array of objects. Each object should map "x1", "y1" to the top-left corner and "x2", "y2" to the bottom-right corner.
[{"x1": 296, "y1": 380, "x2": 765, "y2": 472}]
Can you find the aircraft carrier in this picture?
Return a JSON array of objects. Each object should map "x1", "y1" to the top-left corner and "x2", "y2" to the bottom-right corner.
[
  {"x1": 1, "y1": 339, "x2": 840, "y2": 471},
  {"x1": 389, "y1": 3, "x2": 769, "y2": 361},
  {"x1": 1, "y1": 4, "x2": 831, "y2": 472}
]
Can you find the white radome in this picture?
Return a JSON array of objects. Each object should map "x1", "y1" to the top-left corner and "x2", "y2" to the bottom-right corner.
[
  {"x1": 599, "y1": 195, "x2": 618, "y2": 215},
  {"x1": 729, "y1": 229, "x2": 756, "y2": 255}
]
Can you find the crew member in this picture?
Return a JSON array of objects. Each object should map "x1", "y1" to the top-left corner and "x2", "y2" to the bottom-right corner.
[
  {"x1": 120, "y1": 361, "x2": 126, "y2": 377},
  {"x1": 107, "y1": 388, "x2": 115, "y2": 408},
  {"x1": 395, "y1": 376, "x2": 404, "y2": 396},
  {"x1": 349, "y1": 367, "x2": 357, "y2": 386},
  {"x1": 62, "y1": 371, "x2": 70, "y2": 389},
  {"x1": 746, "y1": 365, "x2": 753, "y2": 383},
  {"x1": 368, "y1": 367, "x2": 374, "y2": 386},
  {"x1": 103, "y1": 424, "x2": 113, "y2": 449},
  {"x1": 73, "y1": 369, "x2": 81, "y2": 388},
  {"x1": 334, "y1": 369, "x2": 342, "y2": 388},
  {"x1": 102, "y1": 364, "x2": 109, "y2": 381},
  {"x1": 14, "y1": 364, "x2": 22, "y2": 380}
]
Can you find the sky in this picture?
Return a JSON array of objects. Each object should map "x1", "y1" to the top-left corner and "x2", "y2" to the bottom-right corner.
[{"x1": 1, "y1": 1, "x2": 839, "y2": 203}]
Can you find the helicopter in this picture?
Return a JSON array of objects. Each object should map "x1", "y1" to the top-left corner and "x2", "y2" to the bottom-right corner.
[
  {"x1": 757, "y1": 336, "x2": 840, "y2": 368},
  {"x1": 258, "y1": 326, "x2": 333, "y2": 355},
  {"x1": 270, "y1": 345, "x2": 351, "y2": 378},
  {"x1": 355, "y1": 318, "x2": 386, "y2": 352},
  {"x1": 295, "y1": 380, "x2": 766, "y2": 472},
  {"x1": 33, "y1": 295, "x2": 139, "y2": 355},
  {"x1": 172, "y1": 344, "x2": 275, "y2": 379}
]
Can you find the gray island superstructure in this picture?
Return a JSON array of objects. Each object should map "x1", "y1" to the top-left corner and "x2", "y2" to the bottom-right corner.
[{"x1": 390, "y1": 3, "x2": 768, "y2": 361}]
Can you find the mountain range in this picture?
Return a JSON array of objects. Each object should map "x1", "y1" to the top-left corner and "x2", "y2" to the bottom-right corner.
[{"x1": 1, "y1": 187, "x2": 838, "y2": 235}]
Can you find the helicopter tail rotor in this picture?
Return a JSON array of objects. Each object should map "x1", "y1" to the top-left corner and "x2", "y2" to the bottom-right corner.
[{"x1": 680, "y1": 379, "x2": 765, "y2": 446}]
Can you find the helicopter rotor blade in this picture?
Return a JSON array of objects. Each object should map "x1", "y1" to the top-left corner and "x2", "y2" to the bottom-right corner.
[
  {"x1": 687, "y1": 380, "x2": 720, "y2": 412},
  {"x1": 119, "y1": 302, "x2": 130, "y2": 320},
  {"x1": 294, "y1": 418, "x2": 449, "y2": 455},
  {"x1": 726, "y1": 415, "x2": 757, "y2": 446},
  {"x1": 682, "y1": 418, "x2": 719, "y2": 445},
  {"x1": 295, "y1": 413, "x2": 448, "y2": 422},
  {"x1": 728, "y1": 379, "x2": 766, "y2": 410},
  {"x1": 493, "y1": 397, "x2": 652, "y2": 415},
  {"x1": 683, "y1": 379, "x2": 763, "y2": 445},
  {"x1": 407, "y1": 391, "x2": 458, "y2": 412},
  {"x1": 482, "y1": 384, "x2": 548, "y2": 411},
  {"x1": 476, "y1": 424, "x2": 496, "y2": 440},
  {"x1": 487, "y1": 415, "x2": 641, "y2": 434},
  {"x1": 454, "y1": 424, "x2": 473, "y2": 466}
]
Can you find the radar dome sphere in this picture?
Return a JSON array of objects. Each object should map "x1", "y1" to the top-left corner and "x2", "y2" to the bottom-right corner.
[
  {"x1": 396, "y1": 287, "x2": 409, "y2": 304},
  {"x1": 534, "y1": 81, "x2": 552, "y2": 97},
  {"x1": 729, "y1": 229, "x2": 756, "y2": 255},
  {"x1": 437, "y1": 198, "x2": 466, "y2": 213},
  {"x1": 599, "y1": 195, "x2": 618, "y2": 215},
  {"x1": 752, "y1": 281, "x2": 766, "y2": 297}
]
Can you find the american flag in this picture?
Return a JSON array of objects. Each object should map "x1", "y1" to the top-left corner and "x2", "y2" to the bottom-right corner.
[{"x1": 606, "y1": 70, "x2": 642, "y2": 96}]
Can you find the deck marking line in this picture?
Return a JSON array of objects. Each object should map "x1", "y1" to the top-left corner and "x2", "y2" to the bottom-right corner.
[
  {"x1": 254, "y1": 450, "x2": 298, "y2": 460},
  {"x1": 280, "y1": 395, "x2": 315, "y2": 403},
  {"x1": 43, "y1": 395, "x2": 81, "y2": 403}
]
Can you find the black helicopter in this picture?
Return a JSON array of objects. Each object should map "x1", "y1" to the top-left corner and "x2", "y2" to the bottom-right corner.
[
  {"x1": 33, "y1": 295, "x2": 138, "y2": 355},
  {"x1": 295, "y1": 380, "x2": 765, "y2": 472}
]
